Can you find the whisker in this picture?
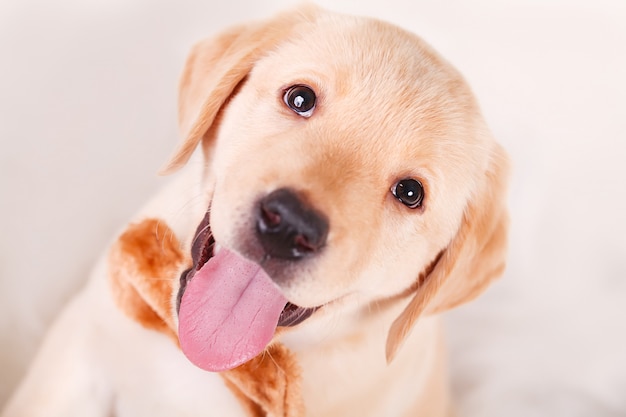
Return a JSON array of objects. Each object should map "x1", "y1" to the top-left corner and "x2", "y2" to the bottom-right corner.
[
  {"x1": 190, "y1": 221, "x2": 211, "y2": 248},
  {"x1": 266, "y1": 349, "x2": 287, "y2": 376},
  {"x1": 157, "y1": 188, "x2": 210, "y2": 253}
]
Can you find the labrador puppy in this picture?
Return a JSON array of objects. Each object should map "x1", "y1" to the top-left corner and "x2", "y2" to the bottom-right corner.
[{"x1": 2, "y1": 5, "x2": 509, "y2": 417}]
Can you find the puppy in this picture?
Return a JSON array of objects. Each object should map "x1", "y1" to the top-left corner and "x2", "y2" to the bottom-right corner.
[{"x1": 2, "y1": 5, "x2": 509, "y2": 417}]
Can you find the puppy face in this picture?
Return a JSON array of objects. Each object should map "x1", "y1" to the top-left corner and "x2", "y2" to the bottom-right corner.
[
  {"x1": 170, "y1": 7, "x2": 509, "y2": 370},
  {"x1": 210, "y1": 23, "x2": 477, "y2": 306}
]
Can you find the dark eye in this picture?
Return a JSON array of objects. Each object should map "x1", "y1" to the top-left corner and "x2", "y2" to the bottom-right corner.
[
  {"x1": 391, "y1": 179, "x2": 425, "y2": 209},
  {"x1": 283, "y1": 85, "x2": 316, "y2": 117}
]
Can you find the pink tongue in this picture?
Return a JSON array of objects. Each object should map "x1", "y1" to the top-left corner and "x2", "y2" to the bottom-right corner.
[{"x1": 178, "y1": 248, "x2": 287, "y2": 372}]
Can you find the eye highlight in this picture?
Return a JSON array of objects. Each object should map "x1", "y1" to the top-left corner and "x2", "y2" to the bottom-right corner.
[
  {"x1": 391, "y1": 179, "x2": 425, "y2": 209},
  {"x1": 283, "y1": 85, "x2": 316, "y2": 117}
]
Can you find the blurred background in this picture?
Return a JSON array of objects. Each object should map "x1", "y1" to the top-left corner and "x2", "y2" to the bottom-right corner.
[{"x1": 1, "y1": 0, "x2": 625, "y2": 415}]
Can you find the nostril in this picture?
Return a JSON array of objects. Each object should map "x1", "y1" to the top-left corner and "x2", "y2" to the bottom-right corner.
[
  {"x1": 256, "y1": 188, "x2": 329, "y2": 260},
  {"x1": 260, "y1": 205, "x2": 282, "y2": 229},
  {"x1": 294, "y1": 234, "x2": 317, "y2": 254}
]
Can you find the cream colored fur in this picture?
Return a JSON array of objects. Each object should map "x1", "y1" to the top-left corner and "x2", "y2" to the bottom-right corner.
[{"x1": 2, "y1": 5, "x2": 508, "y2": 417}]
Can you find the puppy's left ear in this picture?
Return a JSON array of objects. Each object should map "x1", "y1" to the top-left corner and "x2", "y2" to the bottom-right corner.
[
  {"x1": 160, "y1": 5, "x2": 320, "y2": 175},
  {"x1": 386, "y1": 143, "x2": 510, "y2": 362}
]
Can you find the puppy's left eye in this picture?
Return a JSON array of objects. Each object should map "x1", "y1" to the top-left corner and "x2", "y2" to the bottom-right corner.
[
  {"x1": 391, "y1": 179, "x2": 425, "y2": 209},
  {"x1": 283, "y1": 85, "x2": 316, "y2": 117}
]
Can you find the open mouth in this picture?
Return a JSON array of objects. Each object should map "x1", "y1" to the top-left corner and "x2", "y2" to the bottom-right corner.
[
  {"x1": 175, "y1": 210, "x2": 318, "y2": 372},
  {"x1": 176, "y1": 210, "x2": 318, "y2": 326}
]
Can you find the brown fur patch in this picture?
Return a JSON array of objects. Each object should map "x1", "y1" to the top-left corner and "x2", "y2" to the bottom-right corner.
[
  {"x1": 221, "y1": 343, "x2": 305, "y2": 417},
  {"x1": 108, "y1": 218, "x2": 304, "y2": 416},
  {"x1": 108, "y1": 218, "x2": 186, "y2": 340}
]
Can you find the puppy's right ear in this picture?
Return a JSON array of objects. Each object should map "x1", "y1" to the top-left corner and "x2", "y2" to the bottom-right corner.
[
  {"x1": 386, "y1": 142, "x2": 510, "y2": 363},
  {"x1": 160, "y1": 6, "x2": 320, "y2": 175}
]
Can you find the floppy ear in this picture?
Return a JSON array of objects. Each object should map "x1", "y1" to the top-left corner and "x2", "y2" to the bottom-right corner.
[
  {"x1": 160, "y1": 5, "x2": 319, "y2": 175},
  {"x1": 386, "y1": 143, "x2": 510, "y2": 362}
]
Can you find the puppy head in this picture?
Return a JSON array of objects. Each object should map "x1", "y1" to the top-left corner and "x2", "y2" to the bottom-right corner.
[{"x1": 167, "y1": 5, "x2": 509, "y2": 369}]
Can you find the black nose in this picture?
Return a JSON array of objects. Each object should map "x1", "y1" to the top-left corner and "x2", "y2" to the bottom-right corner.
[{"x1": 256, "y1": 188, "x2": 329, "y2": 260}]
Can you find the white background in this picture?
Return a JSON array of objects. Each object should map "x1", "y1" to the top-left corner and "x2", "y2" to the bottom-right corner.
[{"x1": 1, "y1": 0, "x2": 625, "y2": 415}]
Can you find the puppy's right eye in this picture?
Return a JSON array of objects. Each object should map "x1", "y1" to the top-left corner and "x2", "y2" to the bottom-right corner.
[
  {"x1": 283, "y1": 85, "x2": 316, "y2": 117},
  {"x1": 391, "y1": 178, "x2": 425, "y2": 209}
]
